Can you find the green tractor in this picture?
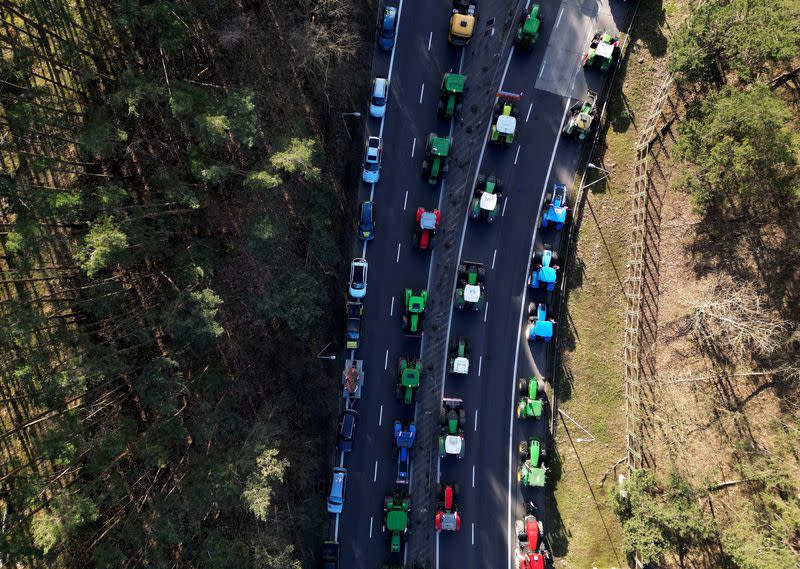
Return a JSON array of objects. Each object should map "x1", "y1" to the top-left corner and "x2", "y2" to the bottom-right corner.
[
  {"x1": 402, "y1": 288, "x2": 428, "y2": 336},
  {"x1": 383, "y1": 492, "x2": 411, "y2": 553},
  {"x1": 489, "y1": 92, "x2": 520, "y2": 145},
  {"x1": 517, "y1": 438, "x2": 547, "y2": 487},
  {"x1": 516, "y1": 376, "x2": 545, "y2": 419},
  {"x1": 448, "y1": 337, "x2": 470, "y2": 375},
  {"x1": 455, "y1": 261, "x2": 486, "y2": 311},
  {"x1": 582, "y1": 30, "x2": 621, "y2": 72},
  {"x1": 439, "y1": 398, "x2": 466, "y2": 459},
  {"x1": 438, "y1": 72, "x2": 467, "y2": 120},
  {"x1": 397, "y1": 357, "x2": 422, "y2": 404},
  {"x1": 470, "y1": 174, "x2": 502, "y2": 222},
  {"x1": 563, "y1": 91, "x2": 598, "y2": 140},
  {"x1": 514, "y1": 3, "x2": 542, "y2": 50},
  {"x1": 422, "y1": 133, "x2": 452, "y2": 185}
]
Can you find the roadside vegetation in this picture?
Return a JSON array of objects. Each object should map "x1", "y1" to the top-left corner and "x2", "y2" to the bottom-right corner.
[{"x1": 0, "y1": 1, "x2": 369, "y2": 567}]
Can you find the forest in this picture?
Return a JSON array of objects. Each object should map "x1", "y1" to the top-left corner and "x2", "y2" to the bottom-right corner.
[{"x1": 0, "y1": 0, "x2": 369, "y2": 567}]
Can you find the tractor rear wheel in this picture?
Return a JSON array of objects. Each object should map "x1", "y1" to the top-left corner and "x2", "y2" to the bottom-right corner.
[
  {"x1": 457, "y1": 264, "x2": 467, "y2": 280},
  {"x1": 551, "y1": 251, "x2": 560, "y2": 264},
  {"x1": 453, "y1": 483, "x2": 460, "y2": 497},
  {"x1": 439, "y1": 407, "x2": 446, "y2": 425},
  {"x1": 458, "y1": 409, "x2": 466, "y2": 428},
  {"x1": 533, "y1": 251, "x2": 543, "y2": 265},
  {"x1": 518, "y1": 440, "x2": 529, "y2": 460},
  {"x1": 478, "y1": 267, "x2": 486, "y2": 280}
]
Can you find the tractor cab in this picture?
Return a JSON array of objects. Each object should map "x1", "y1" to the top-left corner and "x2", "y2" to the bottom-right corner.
[
  {"x1": 527, "y1": 303, "x2": 554, "y2": 342},
  {"x1": 514, "y1": 3, "x2": 542, "y2": 50},
  {"x1": 516, "y1": 376, "x2": 545, "y2": 419},
  {"x1": 490, "y1": 92, "x2": 521, "y2": 145},
  {"x1": 397, "y1": 357, "x2": 422, "y2": 404},
  {"x1": 470, "y1": 174, "x2": 503, "y2": 222},
  {"x1": 403, "y1": 288, "x2": 428, "y2": 336},
  {"x1": 563, "y1": 91, "x2": 597, "y2": 140},
  {"x1": 423, "y1": 134, "x2": 452, "y2": 185},
  {"x1": 541, "y1": 183, "x2": 569, "y2": 229},
  {"x1": 529, "y1": 249, "x2": 560, "y2": 291},
  {"x1": 438, "y1": 72, "x2": 467, "y2": 119},
  {"x1": 449, "y1": 0, "x2": 477, "y2": 46},
  {"x1": 583, "y1": 30, "x2": 620, "y2": 71},
  {"x1": 455, "y1": 261, "x2": 486, "y2": 310},
  {"x1": 393, "y1": 420, "x2": 416, "y2": 484}
]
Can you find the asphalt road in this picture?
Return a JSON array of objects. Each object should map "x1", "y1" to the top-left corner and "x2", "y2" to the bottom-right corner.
[{"x1": 333, "y1": 1, "x2": 630, "y2": 568}]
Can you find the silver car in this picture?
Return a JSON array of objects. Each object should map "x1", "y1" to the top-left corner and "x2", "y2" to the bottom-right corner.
[
  {"x1": 348, "y1": 258, "x2": 368, "y2": 299},
  {"x1": 369, "y1": 77, "x2": 389, "y2": 118}
]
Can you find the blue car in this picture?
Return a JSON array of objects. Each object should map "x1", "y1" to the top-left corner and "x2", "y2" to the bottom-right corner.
[
  {"x1": 541, "y1": 183, "x2": 569, "y2": 229},
  {"x1": 394, "y1": 420, "x2": 416, "y2": 484},
  {"x1": 529, "y1": 249, "x2": 560, "y2": 291},
  {"x1": 358, "y1": 201, "x2": 376, "y2": 241},
  {"x1": 378, "y1": 7, "x2": 398, "y2": 50},
  {"x1": 327, "y1": 467, "x2": 347, "y2": 514},
  {"x1": 527, "y1": 303, "x2": 555, "y2": 342}
]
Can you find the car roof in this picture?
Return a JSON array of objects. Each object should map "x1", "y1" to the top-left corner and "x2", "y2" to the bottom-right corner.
[{"x1": 374, "y1": 77, "x2": 388, "y2": 92}]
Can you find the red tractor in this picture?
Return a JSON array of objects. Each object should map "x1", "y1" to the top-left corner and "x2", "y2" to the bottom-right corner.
[
  {"x1": 415, "y1": 208, "x2": 441, "y2": 250},
  {"x1": 514, "y1": 507, "x2": 548, "y2": 569},
  {"x1": 434, "y1": 483, "x2": 461, "y2": 532}
]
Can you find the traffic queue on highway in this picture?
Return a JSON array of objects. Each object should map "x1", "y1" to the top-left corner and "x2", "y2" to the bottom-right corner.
[{"x1": 322, "y1": 1, "x2": 623, "y2": 568}]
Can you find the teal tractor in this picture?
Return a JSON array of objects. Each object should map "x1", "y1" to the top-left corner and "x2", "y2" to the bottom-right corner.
[
  {"x1": 403, "y1": 288, "x2": 428, "y2": 336},
  {"x1": 397, "y1": 357, "x2": 421, "y2": 404},
  {"x1": 527, "y1": 303, "x2": 555, "y2": 342},
  {"x1": 528, "y1": 248, "x2": 560, "y2": 291},
  {"x1": 582, "y1": 30, "x2": 620, "y2": 71},
  {"x1": 470, "y1": 174, "x2": 502, "y2": 222},
  {"x1": 422, "y1": 134, "x2": 452, "y2": 185},
  {"x1": 517, "y1": 437, "x2": 547, "y2": 487},
  {"x1": 541, "y1": 183, "x2": 569, "y2": 230},
  {"x1": 516, "y1": 376, "x2": 545, "y2": 419},
  {"x1": 438, "y1": 72, "x2": 467, "y2": 119},
  {"x1": 514, "y1": 3, "x2": 542, "y2": 50},
  {"x1": 455, "y1": 261, "x2": 486, "y2": 311}
]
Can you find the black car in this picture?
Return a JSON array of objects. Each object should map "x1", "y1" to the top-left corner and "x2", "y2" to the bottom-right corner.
[
  {"x1": 322, "y1": 541, "x2": 339, "y2": 569},
  {"x1": 358, "y1": 200, "x2": 375, "y2": 241},
  {"x1": 336, "y1": 409, "x2": 358, "y2": 453}
]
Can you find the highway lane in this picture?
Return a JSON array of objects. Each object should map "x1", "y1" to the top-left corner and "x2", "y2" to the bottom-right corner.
[
  {"x1": 434, "y1": 0, "x2": 630, "y2": 568},
  {"x1": 336, "y1": 2, "x2": 461, "y2": 568}
]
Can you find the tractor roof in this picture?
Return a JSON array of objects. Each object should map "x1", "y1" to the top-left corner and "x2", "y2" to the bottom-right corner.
[
  {"x1": 522, "y1": 13, "x2": 541, "y2": 35},
  {"x1": 496, "y1": 114, "x2": 516, "y2": 134},
  {"x1": 385, "y1": 509, "x2": 408, "y2": 531},
  {"x1": 451, "y1": 356, "x2": 469, "y2": 374},
  {"x1": 463, "y1": 283, "x2": 482, "y2": 303},
  {"x1": 444, "y1": 435, "x2": 463, "y2": 454},
  {"x1": 401, "y1": 367, "x2": 420, "y2": 386},
  {"x1": 439, "y1": 512, "x2": 459, "y2": 531},
  {"x1": 443, "y1": 73, "x2": 466, "y2": 93},
  {"x1": 429, "y1": 136, "x2": 451, "y2": 156},
  {"x1": 451, "y1": 14, "x2": 475, "y2": 38},
  {"x1": 533, "y1": 319, "x2": 553, "y2": 338},
  {"x1": 419, "y1": 211, "x2": 438, "y2": 229},
  {"x1": 479, "y1": 192, "x2": 498, "y2": 211},
  {"x1": 576, "y1": 113, "x2": 592, "y2": 129},
  {"x1": 596, "y1": 40, "x2": 614, "y2": 58},
  {"x1": 538, "y1": 266, "x2": 557, "y2": 282}
]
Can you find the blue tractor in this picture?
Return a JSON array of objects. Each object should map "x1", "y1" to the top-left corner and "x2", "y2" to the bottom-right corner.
[
  {"x1": 527, "y1": 303, "x2": 555, "y2": 342},
  {"x1": 394, "y1": 420, "x2": 416, "y2": 484},
  {"x1": 529, "y1": 248, "x2": 560, "y2": 291},
  {"x1": 541, "y1": 183, "x2": 569, "y2": 230}
]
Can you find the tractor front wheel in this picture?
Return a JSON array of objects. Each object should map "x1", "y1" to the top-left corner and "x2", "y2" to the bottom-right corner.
[
  {"x1": 518, "y1": 440, "x2": 529, "y2": 460},
  {"x1": 518, "y1": 377, "x2": 529, "y2": 395}
]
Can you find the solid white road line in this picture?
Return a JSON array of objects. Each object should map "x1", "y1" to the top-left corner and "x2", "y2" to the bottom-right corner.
[
  {"x1": 506, "y1": 98, "x2": 573, "y2": 569},
  {"x1": 428, "y1": 31, "x2": 433, "y2": 50},
  {"x1": 384, "y1": 348, "x2": 389, "y2": 370},
  {"x1": 419, "y1": 82, "x2": 425, "y2": 104},
  {"x1": 478, "y1": 355, "x2": 483, "y2": 377},
  {"x1": 526, "y1": 103, "x2": 533, "y2": 123},
  {"x1": 502, "y1": 196, "x2": 509, "y2": 216},
  {"x1": 335, "y1": 513, "x2": 340, "y2": 541},
  {"x1": 404, "y1": 190, "x2": 408, "y2": 210},
  {"x1": 411, "y1": 137, "x2": 416, "y2": 158},
  {"x1": 390, "y1": 296, "x2": 395, "y2": 316},
  {"x1": 373, "y1": 460, "x2": 378, "y2": 482},
  {"x1": 484, "y1": 301, "x2": 489, "y2": 322},
  {"x1": 492, "y1": 248, "x2": 497, "y2": 269},
  {"x1": 339, "y1": 451, "x2": 345, "y2": 468},
  {"x1": 474, "y1": 409, "x2": 479, "y2": 431},
  {"x1": 370, "y1": 516, "x2": 374, "y2": 538},
  {"x1": 555, "y1": 5, "x2": 565, "y2": 28},
  {"x1": 362, "y1": 241, "x2": 367, "y2": 258},
  {"x1": 379, "y1": 404, "x2": 383, "y2": 426},
  {"x1": 472, "y1": 523, "x2": 475, "y2": 545},
  {"x1": 472, "y1": 465, "x2": 476, "y2": 487},
  {"x1": 396, "y1": 242, "x2": 401, "y2": 263}
]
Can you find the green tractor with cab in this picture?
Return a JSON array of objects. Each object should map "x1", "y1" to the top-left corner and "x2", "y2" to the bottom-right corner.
[
  {"x1": 448, "y1": 337, "x2": 470, "y2": 375},
  {"x1": 383, "y1": 492, "x2": 411, "y2": 553},
  {"x1": 514, "y1": 3, "x2": 542, "y2": 50},
  {"x1": 470, "y1": 174, "x2": 502, "y2": 222},
  {"x1": 490, "y1": 92, "x2": 520, "y2": 145},
  {"x1": 397, "y1": 357, "x2": 422, "y2": 404},
  {"x1": 438, "y1": 72, "x2": 467, "y2": 120},
  {"x1": 563, "y1": 91, "x2": 598, "y2": 140},
  {"x1": 455, "y1": 261, "x2": 486, "y2": 311},
  {"x1": 582, "y1": 30, "x2": 621, "y2": 72},
  {"x1": 516, "y1": 376, "x2": 545, "y2": 419},
  {"x1": 517, "y1": 437, "x2": 547, "y2": 487},
  {"x1": 402, "y1": 288, "x2": 428, "y2": 336},
  {"x1": 439, "y1": 398, "x2": 466, "y2": 459},
  {"x1": 422, "y1": 134, "x2": 451, "y2": 185}
]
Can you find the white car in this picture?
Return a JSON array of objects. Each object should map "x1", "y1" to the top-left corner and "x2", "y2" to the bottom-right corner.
[
  {"x1": 362, "y1": 136, "x2": 382, "y2": 183},
  {"x1": 369, "y1": 77, "x2": 389, "y2": 118},
  {"x1": 348, "y1": 258, "x2": 368, "y2": 298}
]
